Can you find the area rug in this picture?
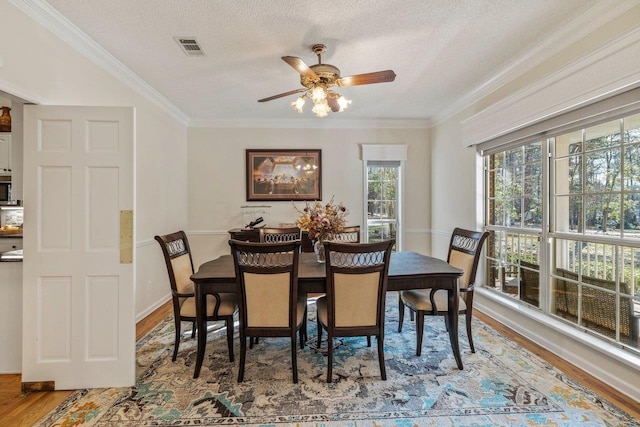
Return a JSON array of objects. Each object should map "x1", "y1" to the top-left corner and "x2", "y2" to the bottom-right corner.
[{"x1": 37, "y1": 294, "x2": 638, "y2": 426}]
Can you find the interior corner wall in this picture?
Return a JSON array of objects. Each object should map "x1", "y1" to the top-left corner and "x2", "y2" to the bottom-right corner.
[
  {"x1": 429, "y1": 12, "x2": 640, "y2": 402},
  {"x1": 0, "y1": 2, "x2": 188, "y2": 321},
  {"x1": 186, "y1": 127, "x2": 430, "y2": 269}
]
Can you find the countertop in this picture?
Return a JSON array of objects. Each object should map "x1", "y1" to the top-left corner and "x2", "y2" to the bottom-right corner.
[
  {"x1": 0, "y1": 233, "x2": 22, "y2": 238},
  {"x1": 0, "y1": 249, "x2": 22, "y2": 262}
]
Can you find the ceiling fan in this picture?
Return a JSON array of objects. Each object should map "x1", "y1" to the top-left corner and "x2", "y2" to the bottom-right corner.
[{"x1": 258, "y1": 44, "x2": 396, "y2": 117}]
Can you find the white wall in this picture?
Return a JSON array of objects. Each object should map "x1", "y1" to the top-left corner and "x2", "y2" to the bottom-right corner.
[
  {"x1": 0, "y1": 2, "x2": 188, "y2": 322},
  {"x1": 430, "y1": 7, "x2": 640, "y2": 402},
  {"x1": 187, "y1": 127, "x2": 430, "y2": 268}
]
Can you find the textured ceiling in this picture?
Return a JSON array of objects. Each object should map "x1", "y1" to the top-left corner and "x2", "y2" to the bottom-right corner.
[{"x1": 42, "y1": 0, "x2": 607, "y2": 125}]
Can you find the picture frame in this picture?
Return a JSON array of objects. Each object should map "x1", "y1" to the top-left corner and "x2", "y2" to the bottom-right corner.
[{"x1": 246, "y1": 149, "x2": 322, "y2": 201}]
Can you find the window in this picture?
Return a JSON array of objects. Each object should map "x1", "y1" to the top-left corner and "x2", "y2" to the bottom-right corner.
[
  {"x1": 485, "y1": 112, "x2": 640, "y2": 351},
  {"x1": 361, "y1": 144, "x2": 407, "y2": 251},
  {"x1": 485, "y1": 143, "x2": 543, "y2": 306},
  {"x1": 366, "y1": 161, "x2": 400, "y2": 248}
]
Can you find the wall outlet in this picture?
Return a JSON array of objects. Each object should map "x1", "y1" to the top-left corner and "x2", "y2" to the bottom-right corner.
[{"x1": 146, "y1": 280, "x2": 152, "y2": 291}]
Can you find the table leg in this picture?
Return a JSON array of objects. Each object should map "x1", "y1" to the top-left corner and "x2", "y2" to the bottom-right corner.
[
  {"x1": 448, "y1": 282, "x2": 463, "y2": 370},
  {"x1": 194, "y1": 287, "x2": 206, "y2": 378}
]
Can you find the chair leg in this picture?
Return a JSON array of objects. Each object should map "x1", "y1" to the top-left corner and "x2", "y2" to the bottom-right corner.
[
  {"x1": 302, "y1": 305, "x2": 309, "y2": 343},
  {"x1": 377, "y1": 333, "x2": 387, "y2": 380},
  {"x1": 291, "y1": 335, "x2": 298, "y2": 384},
  {"x1": 367, "y1": 336, "x2": 372, "y2": 347},
  {"x1": 226, "y1": 316, "x2": 235, "y2": 362},
  {"x1": 416, "y1": 311, "x2": 424, "y2": 357},
  {"x1": 172, "y1": 317, "x2": 181, "y2": 362},
  {"x1": 250, "y1": 336, "x2": 259, "y2": 349},
  {"x1": 327, "y1": 335, "x2": 333, "y2": 383},
  {"x1": 410, "y1": 309, "x2": 415, "y2": 322},
  {"x1": 398, "y1": 297, "x2": 405, "y2": 332},
  {"x1": 299, "y1": 324, "x2": 305, "y2": 349},
  {"x1": 465, "y1": 310, "x2": 475, "y2": 353},
  {"x1": 191, "y1": 321, "x2": 197, "y2": 338},
  {"x1": 317, "y1": 316, "x2": 323, "y2": 348},
  {"x1": 238, "y1": 335, "x2": 247, "y2": 383}
]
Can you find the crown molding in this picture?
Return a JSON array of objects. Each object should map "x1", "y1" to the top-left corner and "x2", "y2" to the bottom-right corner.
[
  {"x1": 431, "y1": 0, "x2": 638, "y2": 126},
  {"x1": 0, "y1": 79, "x2": 49, "y2": 105},
  {"x1": 11, "y1": 0, "x2": 190, "y2": 126},
  {"x1": 461, "y1": 24, "x2": 640, "y2": 146},
  {"x1": 188, "y1": 117, "x2": 430, "y2": 130}
]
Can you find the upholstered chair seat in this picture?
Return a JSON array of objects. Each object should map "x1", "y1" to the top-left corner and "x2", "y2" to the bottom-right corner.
[
  {"x1": 179, "y1": 293, "x2": 237, "y2": 317},
  {"x1": 398, "y1": 288, "x2": 467, "y2": 313}
]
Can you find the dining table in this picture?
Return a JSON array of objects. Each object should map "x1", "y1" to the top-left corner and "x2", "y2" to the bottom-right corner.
[{"x1": 190, "y1": 251, "x2": 464, "y2": 378}]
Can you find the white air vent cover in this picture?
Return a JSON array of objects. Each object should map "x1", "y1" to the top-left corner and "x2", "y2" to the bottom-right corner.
[{"x1": 174, "y1": 37, "x2": 205, "y2": 56}]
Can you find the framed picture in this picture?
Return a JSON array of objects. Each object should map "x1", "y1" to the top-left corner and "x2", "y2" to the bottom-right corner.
[{"x1": 246, "y1": 149, "x2": 322, "y2": 201}]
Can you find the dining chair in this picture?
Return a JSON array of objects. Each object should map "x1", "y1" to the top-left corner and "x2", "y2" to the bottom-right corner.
[
  {"x1": 255, "y1": 226, "x2": 303, "y2": 346},
  {"x1": 259, "y1": 227, "x2": 302, "y2": 244},
  {"x1": 305, "y1": 225, "x2": 361, "y2": 334},
  {"x1": 155, "y1": 231, "x2": 237, "y2": 362},
  {"x1": 398, "y1": 228, "x2": 489, "y2": 355},
  {"x1": 316, "y1": 239, "x2": 394, "y2": 382},
  {"x1": 229, "y1": 239, "x2": 305, "y2": 383}
]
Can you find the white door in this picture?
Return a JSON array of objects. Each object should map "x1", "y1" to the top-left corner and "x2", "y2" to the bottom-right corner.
[{"x1": 22, "y1": 106, "x2": 135, "y2": 389}]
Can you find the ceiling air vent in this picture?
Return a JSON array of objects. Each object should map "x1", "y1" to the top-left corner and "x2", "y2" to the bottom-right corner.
[{"x1": 174, "y1": 37, "x2": 205, "y2": 56}]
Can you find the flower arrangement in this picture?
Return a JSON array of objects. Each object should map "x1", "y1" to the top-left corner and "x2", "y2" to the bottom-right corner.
[{"x1": 294, "y1": 197, "x2": 349, "y2": 241}]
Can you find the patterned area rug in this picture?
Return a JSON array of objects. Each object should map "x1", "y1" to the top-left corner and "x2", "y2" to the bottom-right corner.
[{"x1": 37, "y1": 294, "x2": 638, "y2": 426}]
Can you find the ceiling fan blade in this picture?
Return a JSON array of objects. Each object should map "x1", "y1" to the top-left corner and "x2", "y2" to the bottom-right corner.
[
  {"x1": 336, "y1": 70, "x2": 396, "y2": 87},
  {"x1": 258, "y1": 88, "x2": 306, "y2": 103},
  {"x1": 282, "y1": 56, "x2": 319, "y2": 81},
  {"x1": 327, "y1": 96, "x2": 340, "y2": 113}
]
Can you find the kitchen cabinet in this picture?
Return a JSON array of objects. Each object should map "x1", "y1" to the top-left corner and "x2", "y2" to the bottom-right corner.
[
  {"x1": 0, "y1": 262, "x2": 22, "y2": 373},
  {"x1": 0, "y1": 237, "x2": 22, "y2": 252},
  {"x1": 0, "y1": 134, "x2": 10, "y2": 174}
]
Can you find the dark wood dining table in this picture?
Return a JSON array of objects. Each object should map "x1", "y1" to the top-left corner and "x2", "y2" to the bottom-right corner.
[{"x1": 190, "y1": 251, "x2": 464, "y2": 378}]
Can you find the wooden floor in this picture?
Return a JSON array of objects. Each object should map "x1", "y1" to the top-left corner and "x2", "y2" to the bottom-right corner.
[{"x1": 1, "y1": 302, "x2": 638, "y2": 425}]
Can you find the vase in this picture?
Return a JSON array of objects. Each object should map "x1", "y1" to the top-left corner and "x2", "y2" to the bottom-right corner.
[
  {"x1": 314, "y1": 240, "x2": 325, "y2": 263},
  {"x1": 0, "y1": 107, "x2": 10, "y2": 132}
]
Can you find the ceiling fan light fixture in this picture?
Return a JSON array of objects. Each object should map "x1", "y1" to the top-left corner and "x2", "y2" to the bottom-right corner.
[
  {"x1": 337, "y1": 95, "x2": 352, "y2": 112},
  {"x1": 312, "y1": 97, "x2": 331, "y2": 117},
  {"x1": 291, "y1": 96, "x2": 306, "y2": 113},
  {"x1": 311, "y1": 85, "x2": 327, "y2": 103}
]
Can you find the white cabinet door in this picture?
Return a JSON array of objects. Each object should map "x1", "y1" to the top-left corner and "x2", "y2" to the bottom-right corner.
[
  {"x1": 23, "y1": 105, "x2": 135, "y2": 389},
  {"x1": 0, "y1": 134, "x2": 10, "y2": 173}
]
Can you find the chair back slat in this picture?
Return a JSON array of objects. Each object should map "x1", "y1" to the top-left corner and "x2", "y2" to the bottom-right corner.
[
  {"x1": 328, "y1": 225, "x2": 361, "y2": 243},
  {"x1": 259, "y1": 227, "x2": 301, "y2": 244}
]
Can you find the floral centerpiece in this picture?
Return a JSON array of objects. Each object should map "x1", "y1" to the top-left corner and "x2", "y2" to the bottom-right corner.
[{"x1": 295, "y1": 197, "x2": 349, "y2": 262}]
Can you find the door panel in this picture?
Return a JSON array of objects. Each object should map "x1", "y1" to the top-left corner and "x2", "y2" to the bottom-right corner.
[{"x1": 23, "y1": 105, "x2": 134, "y2": 389}]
